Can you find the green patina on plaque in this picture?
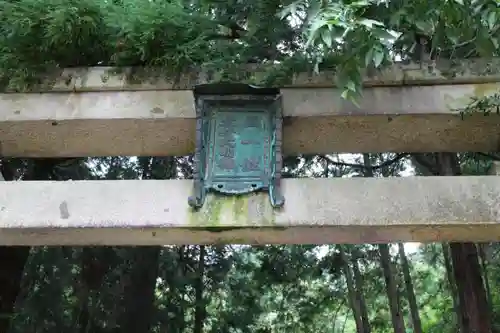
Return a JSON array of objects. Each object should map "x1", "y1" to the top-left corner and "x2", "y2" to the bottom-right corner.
[{"x1": 188, "y1": 83, "x2": 285, "y2": 210}]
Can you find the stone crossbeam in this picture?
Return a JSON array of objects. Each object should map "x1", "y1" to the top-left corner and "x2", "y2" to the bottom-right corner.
[
  {"x1": 1, "y1": 58, "x2": 500, "y2": 157},
  {"x1": 0, "y1": 176, "x2": 499, "y2": 245}
]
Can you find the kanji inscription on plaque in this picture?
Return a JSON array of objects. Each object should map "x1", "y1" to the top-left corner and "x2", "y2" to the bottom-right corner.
[{"x1": 209, "y1": 110, "x2": 269, "y2": 181}]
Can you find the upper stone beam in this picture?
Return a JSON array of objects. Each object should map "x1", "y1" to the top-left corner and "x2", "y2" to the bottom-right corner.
[{"x1": 7, "y1": 58, "x2": 500, "y2": 92}]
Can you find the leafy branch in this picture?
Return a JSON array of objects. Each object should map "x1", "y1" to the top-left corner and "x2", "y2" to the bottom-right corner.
[
  {"x1": 280, "y1": 0, "x2": 500, "y2": 104},
  {"x1": 321, "y1": 153, "x2": 408, "y2": 171},
  {"x1": 454, "y1": 93, "x2": 500, "y2": 119}
]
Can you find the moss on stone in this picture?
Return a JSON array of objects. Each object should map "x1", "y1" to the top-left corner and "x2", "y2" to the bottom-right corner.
[{"x1": 188, "y1": 192, "x2": 278, "y2": 228}]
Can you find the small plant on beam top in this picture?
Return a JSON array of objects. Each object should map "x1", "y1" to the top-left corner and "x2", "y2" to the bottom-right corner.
[{"x1": 455, "y1": 93, "x2": 500, "y2": 120}]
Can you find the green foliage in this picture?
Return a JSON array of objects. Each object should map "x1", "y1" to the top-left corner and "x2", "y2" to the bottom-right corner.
[
  {"x1": 282, "y1": 0, "x2": 500, "y2": 101},
  {"x1": 2, "y1": 0, "x2": 499, "y2": 98},
  {"x1": 0, "y1": 0, "x2": 111, "y2": 89},
  {"x1": 454, "y1": 93, "x2": 500, "y2": 118},
  {"x1": 107, "y1": 0, "x2": 216, "y2": 72},
  {"x1": 0, "y1": 0, "x2": 216, "y2": 89},
  {"x1": 0, "y1": 0, "x2": 308, "y2": 90},
  {"x1": 459, "y1": 152, "x2": 494, "y2": 175}
]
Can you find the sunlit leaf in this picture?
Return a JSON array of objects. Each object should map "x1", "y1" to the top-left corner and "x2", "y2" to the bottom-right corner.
[
  {"x1": 349, "y1": 0, "x2": 371, "y2": 8},
  {"x1": 415, "y1": 20, "x2": 434, "y2": 34},
  {"x1": 346, "y1": 80, "x2": 356, "y2": 91},
  {"x1": 358, "y1": 18, "x2": 384, "y2": 28},
  {"x1": 307, "y1": 0, "x2": 322, "y2": 21},
  {"x1": 487, "y1": 10, "x2": 497, "y2": 29},
  {"x1": 492, "y1": 37, "x2": 499, "y2": 49},
  {"x1": 341, "y1": 89, "x2": 350, "y2": 99},
  {"x1": 372, "y1": 27, "x2": 397, "y2": 42},
  {"x1": 306, "y1": 17, "x2": 328, "y2": 47},
  {"x1": 321, "y1": 28, "x2": 332, "y2": 48},
  {"x1": 373, "y1": 47, "x2": 384, "y2": 67},
  {"x1": 365, "y1": 47, "x2": 374, "y2": 67}
]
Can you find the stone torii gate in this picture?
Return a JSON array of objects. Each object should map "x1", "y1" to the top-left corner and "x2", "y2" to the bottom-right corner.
[{"x1": 1, "y1": 58, "x2": 500, "y2": 245}]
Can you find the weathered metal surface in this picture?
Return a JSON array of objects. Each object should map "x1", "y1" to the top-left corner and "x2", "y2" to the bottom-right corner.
[{"x1": 188, "y1": 83, "x2": 284, "y2": 209}]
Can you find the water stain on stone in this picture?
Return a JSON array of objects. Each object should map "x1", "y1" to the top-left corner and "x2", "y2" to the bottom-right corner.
[
  {"x1": 151, "y1": 107, "x2": 165, "y2": 114},
  {"x1": 282, "y1": 116, "x2": 294, "y2": 126},
  {"x1": 14, "y1": 110, "x2": 20, "y2": 115},
  {"x1": 59, "y1": 201, "x2": 70, "y2": 219},
  {"x1": 64, "y1": 75, "x2": 73, "y2": 86}
]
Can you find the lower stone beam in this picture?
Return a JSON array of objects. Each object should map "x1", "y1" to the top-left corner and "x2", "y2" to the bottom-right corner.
[{"x1": 0, "y1": 177, "x2": 499, "y2": 245}]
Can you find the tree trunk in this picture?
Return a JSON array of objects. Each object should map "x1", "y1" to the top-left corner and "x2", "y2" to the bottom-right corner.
[
  {"x1": 450, "y1": 242, "x2": 491, "y2": 333},
  {"x1": 363, "y1": 154, "x2": 404, "y2": 332},
  {"x1": 436, "y1": 153, "x2": 492, "y2": 333},
  {"x1": 75, "y1": 253, "x2": 90, "y2": 333},
  {"x1": 0, "y1": 247, "x2": 30, "y2": 332},
  {"x1": 115, "y1": 247, "x2": 161, "y2": 333},
  {"x1": 411, "y1": 153, "x2": 494, "y2": 333},
  {"x1": 331, "y1": 300, "x2": 346, "y2": 333},
  {"x1": 77, "y1": 247, "x2": 116, "y2": 333},
  {"x1": 338, "y1": 245, "x2": 365, "y2": 333},
  {"x1": 341, "y1": 309, "x2": 351, "y2": 333},
  {"x1": 477, "y1": 243, "x2": 493, "y2": 314},
  {"x1": 398, "y1": 243, "x2": 422, "y2": 333},
  {"x1": 193, "y1": 245, "x2": 206, "y2": 333},
  {"x1": 177, "y1": 246, "x2": 187, "y2": 333},
  {"x1": 442, "y1": 243, "x2": 461, "y2": 331},
  {"x1": 0, "y1": 159, "x2": 66, "y2": 332},
  {"x1": 351, "y1": 250, "x2": 371, "y2": 333},
  {"x1": 379, "y1": 244, "x2": 406, "y2": 333}
]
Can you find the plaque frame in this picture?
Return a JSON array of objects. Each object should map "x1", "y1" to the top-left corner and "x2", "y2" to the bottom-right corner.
[{"x1": 188, "y1": 83, "x2": 285, "y2": 210}]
